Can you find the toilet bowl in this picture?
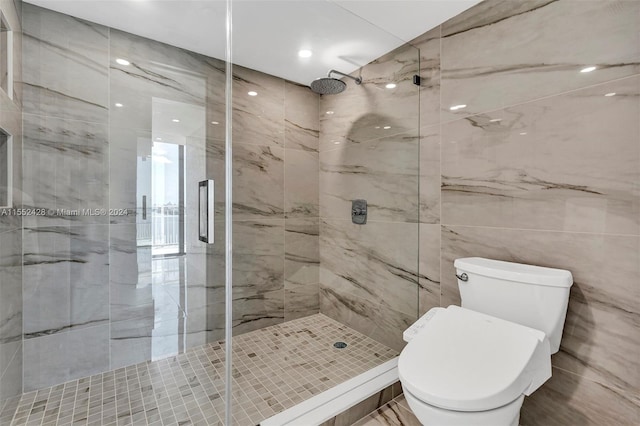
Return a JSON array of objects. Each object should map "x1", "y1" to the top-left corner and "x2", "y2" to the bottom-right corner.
[
  {"x1": 398, "y1": 306, "x2": 551, "y2": 425},
  {"x1": 398, "y1": 258, "x2": 573, "y2": 426},
  {"x1": 404, "y1": 390, "x2": 524, "y2": 426}
]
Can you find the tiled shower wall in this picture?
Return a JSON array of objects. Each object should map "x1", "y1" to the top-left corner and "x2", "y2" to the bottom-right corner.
[
  {"x1": 20, "y1": 3, "x2": 319, "y2": 392},
  {"x1": 0, "y1": 0, "x2": 22, "y2": 410},
  {"x1": 321, "y1": 0, "x2": 639, "y2": 424},
  {"x1": 318, "y1": 43, "x2": 421, "y2": 352}
]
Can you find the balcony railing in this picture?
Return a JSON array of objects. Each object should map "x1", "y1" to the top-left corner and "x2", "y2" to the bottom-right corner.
[{"x1": 137, "y1": 210, "x2": 181, "y2": 250}]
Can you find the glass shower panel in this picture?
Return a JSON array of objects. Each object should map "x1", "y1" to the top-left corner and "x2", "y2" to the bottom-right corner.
[
  {"x1": 13, "y1": 2, "x2": 232, "y2": 424},
  {"x1": 230, "y1": 1, "x2": 420, "y2": 423}
]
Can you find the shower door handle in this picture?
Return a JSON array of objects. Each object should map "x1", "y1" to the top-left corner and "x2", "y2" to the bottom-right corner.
[{"x1": 199, "y1": 180, "x2": 214, "y2": 244}]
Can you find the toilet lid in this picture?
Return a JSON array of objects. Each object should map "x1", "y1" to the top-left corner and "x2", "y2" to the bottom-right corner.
[{"x1": 398, "y1": 306, "x2": 546, "y2": 412}]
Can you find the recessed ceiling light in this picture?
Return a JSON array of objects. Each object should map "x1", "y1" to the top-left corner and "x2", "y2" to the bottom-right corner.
[
  {"x1": 604, "y1": 92, "x2": 616, "y2": 97},
  {"x1": 489, "y1": 118, "x2": 502, "y2": 122},
  {"x1": 580, "y1": 66, "x2": 596, "y2": 73},
  {"x1": 248, "y1": 91, "x2": 258, "y2": 96},
  {"x1": 383, "y1": 126, "x2": 391, "y2": 130},
  {"x1": 374, "y1": 126, "x2": 381, "y2": 129},
  {"x1": 298, "y1": 49, "x2": 312, "y2": 58},
  {"x1": 385, "y1": 83, "x2": 396, "y2": 89},
  {"x1": 114, "y1": 103, "x2": 123, "y2": 108},
  {"x1": 116, "y1": 58, "x2": 130, "y2": 66},
  {"x1": 520, "y1": 132, "x2": 527, "y2": 135},
  {"x1": 450, "y1": 104, "x2": 467, "y2": 111},
  {"x1": 211, "y1": 121, "x2": 219, "y2": 125},
  {"x1": 333, "y1": 141, "x2": 340, "y2": 145},
  {"x1": 326, "y1": 111, "x2": 334, "y2": 115},
  {"x1": 172, "y1": 119, "x2": 180, "y2": 123}
]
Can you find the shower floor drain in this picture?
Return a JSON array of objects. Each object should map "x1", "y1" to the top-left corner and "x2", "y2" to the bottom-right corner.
[{"x1": 333, "y1": 341, "x2": 347, "y2": 349}]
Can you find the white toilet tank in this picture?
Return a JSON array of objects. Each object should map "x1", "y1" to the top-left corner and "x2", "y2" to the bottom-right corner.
[{"x1": 454, "y1": 257, "x2": 573, "y2": 353}]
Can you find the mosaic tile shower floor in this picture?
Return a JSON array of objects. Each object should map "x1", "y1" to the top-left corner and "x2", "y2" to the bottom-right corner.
[{"x1": 2, "y1": 314, "x2": 397, "y2": 426}]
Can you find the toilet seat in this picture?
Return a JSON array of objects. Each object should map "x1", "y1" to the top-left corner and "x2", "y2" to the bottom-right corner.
[{"x1": 398, "y1": 306, "x2": 551, "y2": 412}]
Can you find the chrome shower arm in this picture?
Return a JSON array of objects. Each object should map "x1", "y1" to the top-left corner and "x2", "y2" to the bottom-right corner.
[{"x1": 328, "y1": 69, "x2": 362, "y2": 85}]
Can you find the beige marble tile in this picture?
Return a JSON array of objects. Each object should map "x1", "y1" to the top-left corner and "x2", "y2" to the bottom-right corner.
[
  {"x1": 419, "y1": 124, "x2": 440, "y2": 224},
  {"x1": 0, "y1": 344, "x2": 21, "y2": 408},
  {"x1": 109, "y1": 29, "x2": 209, "y2": 132},
  {"x1": 320, "y1": 384, "x2": 394, "y2": 426},
  {"x1": 285, "y1": 283, "x2": 319, "y2": 322},
  {"x1": 233, "y1": 142, "x2": 284, "y2": 220},
  {"x1": 285, "y1": 148, "x2": 319, "y2": 218},
  {"x1": 206, "y1": 138, "x2": 227, "y2": 219},
  {"x1": 23, "y1": 324, "x2": 110, "y2": 391},
  {"x1": 22, "y1": 4, "x2": 109, "y2": 123},
  {"x1": 22, "y1": 114, "x2": 109, "y2": 227},
  {"x1": 285, "y1": 218, "x2": 319, "y2": 321},
  {"x1": 411, "y1": 26, "x2": 441, "y2": 129},
  {"x1": 232, "y1": 288, "x2": 284, "y2": 336},
  {"x1": 521, "y1": 367, "x2": 640, "y2": 426},
  {"x1": 352, "y1": 395, "x2": 421, "y2": 426},
  {"x1": 440, "y1": 0, "x2": 640, "y2": 121},
  {"x1": 0, "y1": 228, "x2": 22, "y2": 376},
  {"x1": 319, "y1": 284, "x2": 414, "y2": 352},
  {"x1": 441, "y1": 76, "x2": 640, "y2": 235},
  {"x1": 233, "y1": 219, "x2": 285, "y2": 292},
  {"x1": 285, "y1": 81, "x2": 319, "y2": 152},
  {"x1": 441, "y1": 225, "x2": 640, "y2": 395},
  {"x1": 320, "y1": 131, "x2": 419, "y2": 223},
  {"x1": 233, "y1": 65, "x2": 284, "y2": 148},
  {"x1": 419, "y1": 223, "x2": 440, "y2": 316},
  {"x1": 319, "y1": 43, "x2": 420, "y2": 152},
  {"x1": 320, "y1": 219, "x2": 419, "y2": 318}
]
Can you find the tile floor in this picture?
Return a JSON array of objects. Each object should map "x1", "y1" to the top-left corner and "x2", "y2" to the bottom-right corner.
[{"x1": 2, "y1": 314, "x2": 397, "y2": 426}]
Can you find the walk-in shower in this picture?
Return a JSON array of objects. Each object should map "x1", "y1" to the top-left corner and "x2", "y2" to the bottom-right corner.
[{"x1": 0, "y1": 0, "x2": 423, "y2": 424}]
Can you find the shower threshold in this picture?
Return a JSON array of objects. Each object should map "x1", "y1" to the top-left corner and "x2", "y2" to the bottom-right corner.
[
  {"x1": 261, "y1": 357, "x2": 399, "y2": 426},
  {"x1": 3, "y1": 314, "x2": 398, "y2": 425}
]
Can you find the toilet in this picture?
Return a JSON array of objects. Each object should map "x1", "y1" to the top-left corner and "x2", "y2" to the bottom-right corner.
[{"x1": 398, "y1": 257, "x2": 573, "y2": 426}]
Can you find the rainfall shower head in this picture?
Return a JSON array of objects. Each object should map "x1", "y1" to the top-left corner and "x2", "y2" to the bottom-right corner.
[{"x1": 310, "y1": 70, "x2": 362, "y2": 95}]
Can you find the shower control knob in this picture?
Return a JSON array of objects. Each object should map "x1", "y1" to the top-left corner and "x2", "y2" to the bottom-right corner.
[{"x1": 351, "y1": 199, "x2": 367, "y2": 225}]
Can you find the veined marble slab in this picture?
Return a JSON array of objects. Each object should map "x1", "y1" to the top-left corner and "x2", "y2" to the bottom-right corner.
[
  {"x1": 233, "y1": 142, "x2": 285, "y2": 220},
  {"x1": 440, "y1": 0, "x2": 640, "y2": 121},
  {"x1": 22, "y1": 113, "x2": 109, "y2": 227},
  {"x1": 441, "y1": 76, "x2": 640, "y2": 235},
  {"x1": 285, "y1": 82, "x2": 319, "y2": 153},
  {"x1": 22, "y1": 4, "x2": 109, "y2": 123},
  {"x1": 320, "y1": 131, "x2": 419, "y2": 223},
  {"x1": 233, "y1": 65, "x2": 285, "y2": 148},
  {"x1": 285, "y1": 148, "x2": 319, "y2": 218},
  {"x1": 319, "y1": 219, "x2": 420, "y2": 318},
  {"x1": 285, "y1": 218, "x2": 320, "y2": 321}
]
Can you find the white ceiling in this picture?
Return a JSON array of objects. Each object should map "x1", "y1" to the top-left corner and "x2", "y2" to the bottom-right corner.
[{"x1": 25, "y1": 0, "x2": 481, "y2": 85}]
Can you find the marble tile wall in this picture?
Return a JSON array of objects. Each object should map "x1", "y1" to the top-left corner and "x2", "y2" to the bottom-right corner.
[
  {"x1": 0, "y1": 0, "x2": 22, "y2": 410},
  {"x1": 409, "y1": 0, "x2": 640, "y2": 423},
  {"x1": 20, "y1": 3, "x2": 111, "y2": 392},
  {"x1": 318, "y1": 43, "x2": 421, "y2": 351},
  {"x1": 19, "y1": 3, "x2": 320, "y2": 392},
  {"x1": 229, "y1": 67, "x2": 320, "y2": 333}
]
